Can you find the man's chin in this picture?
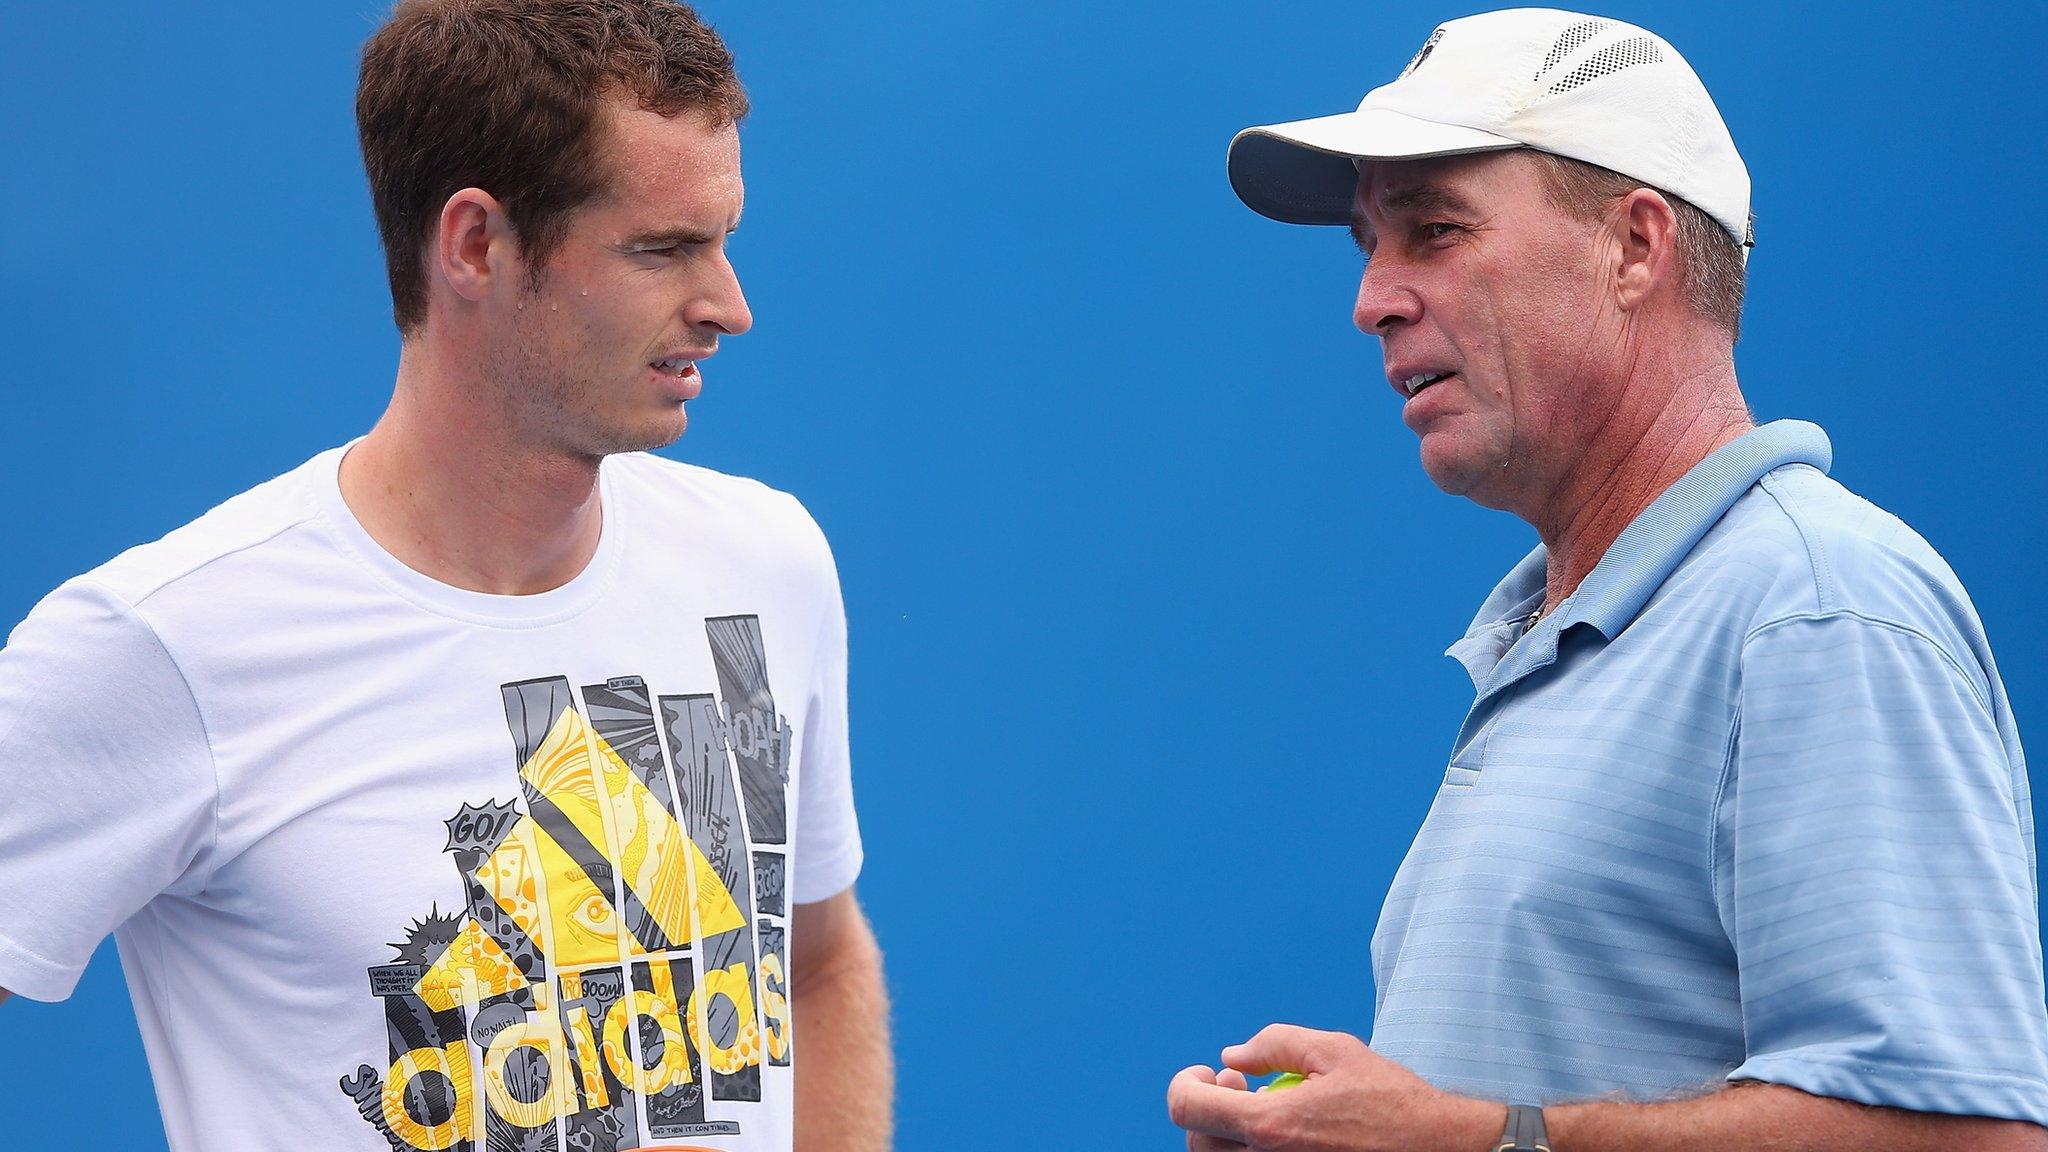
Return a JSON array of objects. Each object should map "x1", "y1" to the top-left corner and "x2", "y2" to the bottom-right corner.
[
  {"x1": 1418, "y1": 436, "x2": 1512, "y2": 508},
  {"x1": 625, "y1": 415, "x2": 689, "y2": 454},
  {"x1": 571, "y1": 411, "x2": 690, "y2": 458},
  {"x1": 1418, "y1": 439, "x2": 1480, "y2": 496}
]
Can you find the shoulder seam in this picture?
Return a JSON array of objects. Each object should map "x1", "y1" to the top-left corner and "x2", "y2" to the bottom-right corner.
[
  {"x1": 70, "y1": 580, "x2": 225, "y2": 890},
  {"x1": 1757, "y1": 469, "x2": 1837, "y2": 614},
  {"x1": 113, "y1": 512, "x2": 322, "y2": 610},
  {"x1": 1742, "y1": 609, "x2": 1996, "y2": 719}
]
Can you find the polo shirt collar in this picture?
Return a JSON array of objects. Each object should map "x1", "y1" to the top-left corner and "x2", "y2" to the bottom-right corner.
[{"x1": 1447, "y1": 420, "x2": 1833, "y2": 689}]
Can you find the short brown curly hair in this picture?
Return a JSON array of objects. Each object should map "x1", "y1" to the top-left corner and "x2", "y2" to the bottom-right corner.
[{"x1": 356, "y1": 0, "x2": 748, "y2": 335}]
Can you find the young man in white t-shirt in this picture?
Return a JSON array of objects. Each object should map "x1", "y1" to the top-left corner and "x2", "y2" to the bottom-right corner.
[{"x1": 0, "y1": 2, "x2": 891, "y2": 1150}]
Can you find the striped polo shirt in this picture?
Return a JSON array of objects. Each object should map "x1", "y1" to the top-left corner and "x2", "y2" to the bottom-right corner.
[{"x1": 1368, "y1": 420, "x2": 2048, "y2": 1124}]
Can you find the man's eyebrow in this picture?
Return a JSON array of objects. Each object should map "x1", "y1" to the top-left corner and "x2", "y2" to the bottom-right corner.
[
  {"x1": 1376, "y1": 181, "x2": 1478, "y2": 219},
  {"x1": 621, "y1": 215, "x2": 741, "y2": 248},
  {"x1": 1350, "y1": 181, "x2": 1477, "y2": 252}
]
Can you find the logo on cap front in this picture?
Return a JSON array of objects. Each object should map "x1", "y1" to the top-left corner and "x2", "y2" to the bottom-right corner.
[{"x1": 1403, "y1": 27, "x2": 1444, "y2": 77}]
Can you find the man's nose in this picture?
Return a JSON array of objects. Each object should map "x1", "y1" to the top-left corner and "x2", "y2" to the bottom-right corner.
[
  {"x1": 689, "y1": 252, "x2": 753, "y2": 337},
  {"x1": 1353, "y1": 258, "x2": 1420, "y2": 335}
]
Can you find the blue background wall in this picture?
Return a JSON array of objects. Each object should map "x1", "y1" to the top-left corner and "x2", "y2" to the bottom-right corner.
[{"x1": 2, "y1": 1, "x2": 2043, "y2": 1146}]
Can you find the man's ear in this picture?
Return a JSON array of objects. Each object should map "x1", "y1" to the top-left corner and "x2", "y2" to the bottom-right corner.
[
  {"x1": 433, "y1": 187, "x2": 514, "y2": 306},
  {"x1": 1612, "y1": 186, "x2": 1680, "y2": 315}
]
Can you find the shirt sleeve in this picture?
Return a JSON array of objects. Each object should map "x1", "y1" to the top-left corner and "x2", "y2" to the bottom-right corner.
[
  {"x1": 0, "y1": 579, "x2": 219, "y2": 1002},
  {"x1": 788, "y1": 520, "x2": 863, "y2": 906},
  {"x1": 1716, "y1": 612, "x2": 2048, "y2": 1124}
]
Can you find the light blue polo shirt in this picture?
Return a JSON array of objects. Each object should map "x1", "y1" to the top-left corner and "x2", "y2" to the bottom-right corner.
[{"x1": 1368, "y1": 420, "x2": 2048, "y2": 1124}]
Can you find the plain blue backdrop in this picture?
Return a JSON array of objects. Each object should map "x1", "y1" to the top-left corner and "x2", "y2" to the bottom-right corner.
[{"x1": 3, "y1": 1, "x2": 2044, "y2": 1147}]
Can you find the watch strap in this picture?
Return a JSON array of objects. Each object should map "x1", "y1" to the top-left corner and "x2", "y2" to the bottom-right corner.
[{"x1": 1495, "y1": 1103, "x2": 1551, "y2": 1152}]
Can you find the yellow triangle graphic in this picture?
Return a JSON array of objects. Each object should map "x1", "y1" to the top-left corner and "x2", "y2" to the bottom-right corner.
[
  {"x1": 495, "y1": 703, "x2": 752, "y2": 970},
  {"x1": 589, "y1": 731, "x2": 695, "y2": 944},
  {"x1": 414, "y1": 917, "x2": 530, "y2": 1013},
  {"x1": 519, "y1": 709, "x2": 611, "y2": 858},
  {"x1": 478, "y1": 816, "x2": 645, "y2": 970},
  {"x1": 688, "y1": 833, "x2": 746, "y2": 940},
  {"x1": 529, "y1": 818, "x2": 647, "y2": 967}
]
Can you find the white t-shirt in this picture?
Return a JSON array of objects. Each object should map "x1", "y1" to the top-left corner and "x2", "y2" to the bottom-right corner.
[{"x1": 0, "y1": 444, "x2": 863, "y2": 1152}]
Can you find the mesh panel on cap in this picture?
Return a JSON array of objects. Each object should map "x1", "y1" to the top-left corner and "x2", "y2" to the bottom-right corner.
[
  {"x1": 1547, "y1": 36, "x2": 1664, "y2": 95},
  {"x1": 1535, "y1": 19, "x2": 1610, "y2": 79}
]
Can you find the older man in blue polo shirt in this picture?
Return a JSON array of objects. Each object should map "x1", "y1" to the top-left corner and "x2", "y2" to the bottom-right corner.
[{"x1": 1167, "y1": 10, "x2": 2048, "y2": 1152}]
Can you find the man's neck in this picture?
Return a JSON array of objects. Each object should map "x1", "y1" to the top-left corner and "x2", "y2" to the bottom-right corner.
[
  {"x1": 1531, "y1": 355, "x2": 1751, "y2": 616},
  {"x1": 339, "y1": 346, "x2": 605, "y2": 597}
]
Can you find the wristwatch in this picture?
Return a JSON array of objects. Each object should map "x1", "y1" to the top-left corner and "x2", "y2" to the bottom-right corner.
[{"x1": 1495, "y1": 1103, "x2": 1552, "y2": 1152}]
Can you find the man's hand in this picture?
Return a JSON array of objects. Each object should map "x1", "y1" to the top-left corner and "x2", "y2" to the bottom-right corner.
[
  {"x1": 1172, "y1": 1065, "x2": 1255, "y2": 1152},
  {"x1": 1166, "y1": 1024, "x2": 1501, "y2": 1152},
  {"x1": 1168, "y1": 1023, "x2": 2048, "y2": 1152}
]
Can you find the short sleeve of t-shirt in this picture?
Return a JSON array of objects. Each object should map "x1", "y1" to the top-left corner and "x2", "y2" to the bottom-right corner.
[
  {"x1": 788, "y1": 511, "x2": 862, "y2": 905},
  {"x1": 0, "y1": 579, "x2": 218, "y2": 1002},
  {"x1": 1717, "y1": 612, "x2": 2048, "y2": 1124}
]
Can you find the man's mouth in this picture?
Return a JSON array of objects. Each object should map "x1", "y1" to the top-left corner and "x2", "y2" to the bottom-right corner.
[
  {"x1": 1402, "y1": 371, "x2": 1455, "y2": 396},
  {"x1": 651, "y1": 356, "x2": 699, "y2": 377}
]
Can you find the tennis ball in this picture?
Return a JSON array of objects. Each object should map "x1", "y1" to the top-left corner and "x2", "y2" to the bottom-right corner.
[{"x1": 1260, "y1": 1072, "x2": 1307, "y2": 1093}]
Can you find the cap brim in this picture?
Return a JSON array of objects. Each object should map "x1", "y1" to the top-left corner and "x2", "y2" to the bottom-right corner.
[{"x1": 1228, "y1": 108, "x2": 1523, "y2": 225}]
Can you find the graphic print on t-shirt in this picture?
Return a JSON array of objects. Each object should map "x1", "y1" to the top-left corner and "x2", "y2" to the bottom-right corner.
[{"x1": 338, "y1": 616, "x2": 795, "y2": 1152}]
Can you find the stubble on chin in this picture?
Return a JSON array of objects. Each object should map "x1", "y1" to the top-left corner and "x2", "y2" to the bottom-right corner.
[
  {"x1": 539, "y1": 382, "x2": 689, "y2": 459},
  {"x1": 494, "y1": 329, "x2": 687, "y2": 460}
]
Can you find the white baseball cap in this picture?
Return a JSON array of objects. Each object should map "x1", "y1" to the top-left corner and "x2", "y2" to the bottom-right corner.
[{"x1": 1228, "y1": 8, "x2": 1754, "y2": 255}]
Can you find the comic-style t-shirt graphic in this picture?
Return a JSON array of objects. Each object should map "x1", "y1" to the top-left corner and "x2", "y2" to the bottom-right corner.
[
  {"x1": 0, "y1": 449, "x2": 861, "y2": 1152},
  {"x1": 344, "y1": 631, "x2": 798, "y2": 1152}
]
